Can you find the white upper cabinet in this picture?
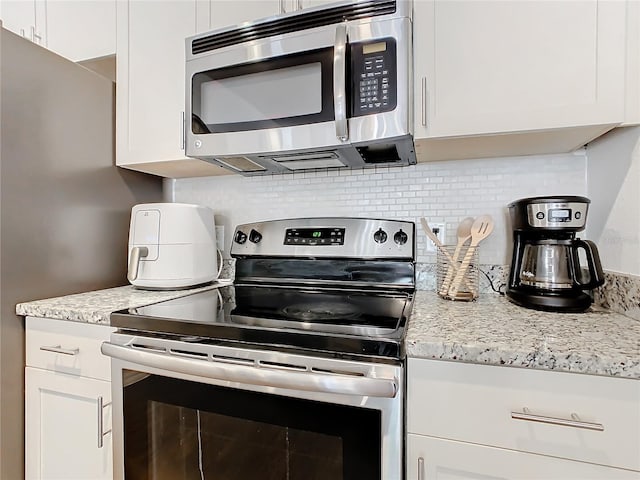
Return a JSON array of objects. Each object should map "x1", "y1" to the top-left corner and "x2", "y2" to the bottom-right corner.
[
  {"x1": 210, "y1": 1, "x2": 280, "y2": 29},
  {"x1": 0, "y1": 0, "x2": 115, "y2": 61},
  {"x1": 44, "y1": 1, "x2": 115, "y2": 61},
  {"x1": 291, "y1": 0, "x2": 339, "y2": 10},
  {"x1": 624, "y1": 0, "x2": 640, "y2": 125},
  {"x1": 116, "y1": 0, "x2": 228, "y2": 178},
  {"x1": 0, "y1": 0, "x2": 45, "y2": 45},
  {"x1": 413, "y1": 0, "x2": 627, "y2": 161}
]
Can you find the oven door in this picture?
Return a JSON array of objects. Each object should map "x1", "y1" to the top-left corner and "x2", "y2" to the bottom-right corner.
[
  {"x1": 185, "y1": 15, "x2": 411, "y2": 165},
  {"x1": 103, "y1": 333, "x2": 403, "y2": 480}
]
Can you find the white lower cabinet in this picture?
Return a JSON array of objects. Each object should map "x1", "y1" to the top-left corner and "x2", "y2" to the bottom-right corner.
[
  {"x1": 25, "y1": 317, "x2": 115, "y2": 480},
  {"x1": 407, "y1": 358, "x2": 640, "y2": 480},
  {"x1": 25, "y1": 368, "x2": 112, "y2": 480},
  {"x1": 407, "y1": 434, "x2": 640, "y2": 480}
]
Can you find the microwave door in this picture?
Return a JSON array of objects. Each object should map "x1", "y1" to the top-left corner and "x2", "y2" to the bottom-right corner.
[{"x1": 186, "y1": 25, "x2": 346, "y2": 159}]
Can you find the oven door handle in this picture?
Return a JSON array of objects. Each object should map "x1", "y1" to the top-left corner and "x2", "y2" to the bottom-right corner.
[{"x1": 101, "y1": 342, "x2": 398, "y2": 398}]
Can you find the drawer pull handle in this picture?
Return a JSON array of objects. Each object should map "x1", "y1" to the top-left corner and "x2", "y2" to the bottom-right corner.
[
  {"x1": 39, "y1": 345, "x2": 79, "y2": 356},
  {"x1": 511, "y1": 407, "x2": 604, "y2": 431}
]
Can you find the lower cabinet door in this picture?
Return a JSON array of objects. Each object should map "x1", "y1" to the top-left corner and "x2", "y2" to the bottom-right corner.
[
  {"x1": 407, "y1": 434, "x2": 640, "y2": 480},
  {"x1": 26, "y1": 367, "x2": 112, "y2": 480}
]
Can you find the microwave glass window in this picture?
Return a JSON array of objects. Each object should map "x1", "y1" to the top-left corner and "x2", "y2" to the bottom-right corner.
[
  {"x1": 200, "y1": 63, "x2": 322, "y2": 125},
  {"x1": 192, "y1": 47, "x2": 334, "y2": 134}
]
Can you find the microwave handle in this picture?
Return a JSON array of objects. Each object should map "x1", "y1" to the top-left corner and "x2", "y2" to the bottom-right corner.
[{"x1": 334, "y1": 23, "x2": 348, "y2": 142}]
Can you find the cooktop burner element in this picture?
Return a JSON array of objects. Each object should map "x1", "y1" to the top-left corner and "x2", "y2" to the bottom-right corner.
[
  {"x1": 282, "y1": 302, "x2": 362, "y2": 322},
  {"x1": 112, "y1": 217, "x2": 416, "y2": 362}
]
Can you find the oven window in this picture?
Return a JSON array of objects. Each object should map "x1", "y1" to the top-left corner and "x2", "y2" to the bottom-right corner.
[
  {"x1": 123, "y1": 370, "x2": 381, "y2": 479},
  {"x1": 192, "y1": 47, "x2": 334, "y2": 134}
]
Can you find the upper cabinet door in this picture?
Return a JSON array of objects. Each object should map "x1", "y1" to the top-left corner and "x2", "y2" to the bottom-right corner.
[
  {"x1": 624, "y1": 0, "x2": 640, "y2": 125},
  {"x1": 117, "y1": 0, "x2": 205, "y2": 168},
  {"x1": 0, "y1": 0, "x2": 42, "y2": 44},
  {"x1": 293, "y1": 0, "x2": 338, "y2": 10},
  {"x1": 210, "y1": 1, "x2": 280, "y2": 29},
  {"x1": 44, "y1": 0, "x2": 116, "y2": 61},
  {"x1": 414, "y1": 0, "x2": 627, "y2": 139}
]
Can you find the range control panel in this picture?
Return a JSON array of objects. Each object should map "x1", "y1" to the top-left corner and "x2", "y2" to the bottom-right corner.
[
  {"x1": 231, "y1": 218, "x2": 415, "y2": 259},
  {"x1": 285, "y1": 227, "x2": 345, "y2": 246},
  {"x1": 351, "y1": 38, "x2": 397, "y2": 117}
]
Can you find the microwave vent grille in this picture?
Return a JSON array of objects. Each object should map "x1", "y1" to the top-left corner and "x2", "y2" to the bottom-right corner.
[
  {"x1": 215, "y1": 156, "x2": 267, "y2": 173},
  {"x1": 191, "y1": 0, "x2": 396, "y2": 55}
]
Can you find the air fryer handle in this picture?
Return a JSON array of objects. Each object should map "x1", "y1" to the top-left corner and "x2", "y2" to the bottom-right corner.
[
  {"x1": 572, "y1": 239, "x2": 605, "y2": 289},
  {"x1": 127, "y1": 246, "x2": 149, "y2": 282}
]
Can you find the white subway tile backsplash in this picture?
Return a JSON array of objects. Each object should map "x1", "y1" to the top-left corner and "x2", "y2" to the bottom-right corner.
[{"x1": 173, "y1": 153, "x2": 587, "y2": 265}]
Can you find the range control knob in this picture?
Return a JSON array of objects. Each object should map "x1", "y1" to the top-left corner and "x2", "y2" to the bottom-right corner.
[
  {"x1": 394, "y1": 229, "x2": 408, "y2": 245},
  {"x1": 234, "y1": 230, "x2": 247, "y2": 244},
  {"x1": 373, "y1": 228, "x2": 388, "y2": 244},
  {"x1": 249, "y1": 229, "x2": 263, "y2": 244}
]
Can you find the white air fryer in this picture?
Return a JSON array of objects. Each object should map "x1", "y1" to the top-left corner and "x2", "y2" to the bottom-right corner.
[{"x1": 127, "y1": 203, "x2": 218, "y2": 289}]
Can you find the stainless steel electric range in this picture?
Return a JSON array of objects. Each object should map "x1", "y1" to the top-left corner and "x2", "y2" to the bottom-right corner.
[{"x1": 103, "y1": 217, "x2": 416, "y2": 480}]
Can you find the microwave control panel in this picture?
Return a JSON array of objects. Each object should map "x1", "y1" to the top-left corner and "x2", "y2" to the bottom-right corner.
[{"x1": 351, "y1": 39, "x2": 397, "y2": 117}]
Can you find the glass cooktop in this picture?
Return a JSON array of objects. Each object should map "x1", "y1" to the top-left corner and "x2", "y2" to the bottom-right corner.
[{"x1": 111, "y1": 285, "x2": 413, "y2": 361}]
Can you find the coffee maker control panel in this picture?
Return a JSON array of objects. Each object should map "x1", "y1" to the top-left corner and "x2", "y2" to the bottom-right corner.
[{"x1": 527, "y1": 202, "x2": 588, "y2": 229}]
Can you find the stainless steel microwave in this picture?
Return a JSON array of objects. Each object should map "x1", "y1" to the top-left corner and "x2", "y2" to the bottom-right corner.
[{"x1": 185, "y1": 0, "x2": 415, "y2": 175}]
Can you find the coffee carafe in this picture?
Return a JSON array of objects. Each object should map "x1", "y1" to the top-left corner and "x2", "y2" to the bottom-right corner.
[{"x1": 506, "y1": 196, "x2": 604, "y2": 312}]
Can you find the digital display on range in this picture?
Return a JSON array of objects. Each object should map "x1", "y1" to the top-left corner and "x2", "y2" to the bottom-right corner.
[{"x1": 284, "y1": 228, "x2": 345, "y2": 245}]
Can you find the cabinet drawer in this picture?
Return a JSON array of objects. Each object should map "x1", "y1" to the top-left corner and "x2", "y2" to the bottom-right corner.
[
  {"x1": 26, "y1": 317, "x2": 115, "y2": 381},
  {"x1": 407, "y1": 359, "x2": 640, "y2": 471},
  {"x1": 407, "y1": 434, "x2": 640, "y2": 480}
]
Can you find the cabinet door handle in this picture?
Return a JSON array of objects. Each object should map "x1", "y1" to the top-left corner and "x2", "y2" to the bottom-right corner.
[
  {"x1": 30, "y1": 26, "x2": 42, "y2": 44},
  {"x1": 280, "y1": 0, "x2": 286, "y2": 13},
  {"x1": 39, "y1": 345, "x2": 79, "y2": 356},
  {"x1": 421, "y1": 77, "x2": 427, "y2": 127},
  {"x1": 97, "y1": 396, "x2": 112, "y2": 448},
  {"x1": 181, "y1": 111, "x2": 186, "y2": 151},
  {"x1": 297, "y1": 0, "x2": 303, "y2": 10},
  {"x1": 417, "y1": 457, "x2": 425, "y2": 480},
  {"x1": 511, "y1": 407, "x2": 604, "y2": 431}
]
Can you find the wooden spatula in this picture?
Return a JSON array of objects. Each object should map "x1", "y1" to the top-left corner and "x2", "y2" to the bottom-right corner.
[{"x1": 448, "y1": 215, "x2": 494, "y2": 298}]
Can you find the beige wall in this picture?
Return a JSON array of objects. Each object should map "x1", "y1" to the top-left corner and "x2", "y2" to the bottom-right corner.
[{"x1": 1, "y1": 29, "x2": 162, "y2": 479}]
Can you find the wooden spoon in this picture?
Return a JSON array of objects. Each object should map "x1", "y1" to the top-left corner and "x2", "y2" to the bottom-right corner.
[
  {"x1": 448, "y1": 215, "x2": 495, "y2": 298},
  {"x1": 439, "y1": 217, "x2": 474, "y2": 296}
]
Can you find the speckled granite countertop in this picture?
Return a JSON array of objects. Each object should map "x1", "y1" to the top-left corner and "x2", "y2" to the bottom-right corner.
[
  {"x1": 406, "y1": 291, "x2": 640, "y2": 379},
  {"x1": 16, "y1": 286, "x2": 640, "y2": 379},
  {"x1": 15, "y1": 282, "x2": 229, "y2": 324}
]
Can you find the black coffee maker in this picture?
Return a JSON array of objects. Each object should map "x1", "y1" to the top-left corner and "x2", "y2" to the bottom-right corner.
[{"x1": 506, "y1": 196, "x2": 604, "y2": 312}]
